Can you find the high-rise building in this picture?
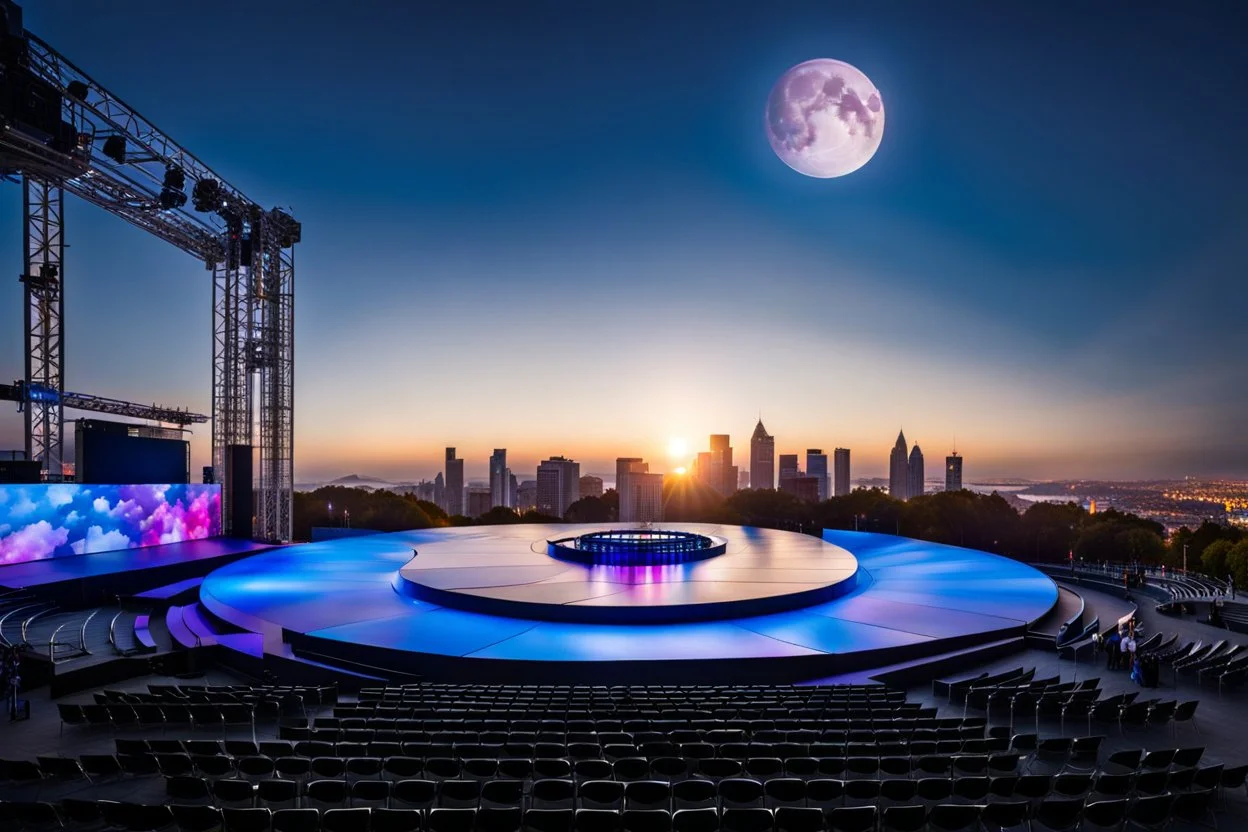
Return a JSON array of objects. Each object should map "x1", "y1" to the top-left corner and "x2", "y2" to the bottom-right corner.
[
  {"x1": 708, "y1": 434, "x2": 736, "y2": 496},
  {"x1": 621, "y1": 471, "x2": 664, "y2": 523},
  {"x1": 833, "y1": 448, "x2": 851, "y2": 497},
  {"x1": 508, "y1": 472, "x2": 518, "y2": 510},
  {"x1": 908, "y1": 444, "x2": 925, "y2": 499},
  {"x1": 945, "y1": 451, "x2": 963, "y2": 492},
  {"x1": 750, "y1": 420, "x2": 775, "y2": 490},
  {"x1": 806, "y1": 449, "x2": 829, "y2": 502},
  {"x1": 889, "y1": 431, "x2": 909, "y2": 501},
  {"x1": 466, "y1": 486, "x2": 491, "y2": 518},
  {"x1": 489, "y1": 449, "x2": 511, "y2": 509},
  {"x1": 781, "y1": 475, "x2": 821, "y2": 502},
  {"x1": 445, "y1": 447, "x2": 464, "y2": 516},
  {"x1": 616, "y1": 457, "x2": 650, "y2": 522},
  {"x1": 579, "y1": 475, "x2": 603, "y2": 499},
  {"x1": 536, "y1": 456, "x2": 580, "y2": 519},
  {"x1": 516, "y1": 480, "x2": 538, "y2": 512},
  {"x1": 694, "y1": 452, "x2": 711, "y2": 483},
  {"x1": 433, "y1": 472, "x2": 445, "y2": 511},
  {"x1": 616, "y1": 458, "x2": 646, "y2": 489},
  {"x1": 778, "y1": 453, "x2": 800, "y2": 492},
  {"x1": 738, "y1": 469, "x2": 751, "y2": 490}
]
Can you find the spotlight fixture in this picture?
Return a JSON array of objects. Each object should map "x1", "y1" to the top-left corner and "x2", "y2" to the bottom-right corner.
[
  {"x1": 162, "y1": 165, "x2": 185, "y2": 191},
  {"x1": 191, "y1": 177, "x2": 221, "y2": 212},
  {"x1": 65, "y1": 80, "x2": 88, "y2": 100},
  {"x1": 274, "y1": 210, "x2": 301, "y2": 247},
  {"x1": 102, "y1": 134, "x2": 126, "y2": 163},
  {"x1": 158, "y1": 188, "x2": 187, "y2": 209}
]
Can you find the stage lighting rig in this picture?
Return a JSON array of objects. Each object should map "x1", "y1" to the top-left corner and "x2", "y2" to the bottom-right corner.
[
  {"x1": 0, "y1": 1, "x2": 300, "y2": 542},
  {"x1": 101, "y1": 134, "x2": 125, "y2": 163},
  {"x1": 163, "y1": 165, "x2": 185, "y2": 191},
  {"x1": 271, "y1": 209, "x2": 301, "y2": 248},
  {"x1": 158, "y1": 164, "x2": 187, "y2": 208},
  {"x1": 191, "y1": 177, "x2": 221, "y2": 212}
]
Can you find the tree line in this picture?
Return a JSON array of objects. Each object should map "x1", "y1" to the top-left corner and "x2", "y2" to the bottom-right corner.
[{"x1": 293, "y1": 482, "x2": 1242, "y2": 581}]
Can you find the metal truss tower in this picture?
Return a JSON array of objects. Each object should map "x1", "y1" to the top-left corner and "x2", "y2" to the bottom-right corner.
[
  {"x1": 21, "y1": 177, "x2": 64, "y2": 476},
  {"x1": 0, "y1": 4, "x2": 299, "y2": 540}
]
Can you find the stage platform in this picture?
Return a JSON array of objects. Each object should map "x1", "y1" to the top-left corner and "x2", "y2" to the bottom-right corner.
[
  {"x1": 396, "y1": 524, "x2": 859, "y2": 623},
  {"x1": 0, "y1": 538, "x2": 274, "y2": 605},
  {"x1": 199, "y1": 525, "x2": 1059, "y2": 683}
]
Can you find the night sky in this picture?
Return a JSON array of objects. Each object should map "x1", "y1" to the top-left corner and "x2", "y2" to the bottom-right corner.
[{"x1": 1, "y1": 1, "x2": 1245, "y2": 481}]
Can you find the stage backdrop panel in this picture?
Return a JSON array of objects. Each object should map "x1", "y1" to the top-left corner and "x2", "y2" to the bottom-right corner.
[{"x1": 0, "y1": 483, "x2": 221, "y2": 565}]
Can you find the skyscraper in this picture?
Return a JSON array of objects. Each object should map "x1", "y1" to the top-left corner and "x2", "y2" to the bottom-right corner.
[
  {"x1": 781, "y1": 476, "x2": 821, "y2": 502},
  {"x1": 489, "y1": 449, "x2": 511, "y2": 509},
  {"x1": 433, "y1": 472, "x2": 445, "y2": 511},
  {"x1": 806, "y1": 449, "x2": 829, "y2": 502},
  {"x1": 708, "y1": 434, "x2": 736, "y2": 497},
  {"x1": 750, "y1": 419, "x2": 775, "y2": 490},
  {"x1": 889, "y1": 431, "x2": 909, "y2": 501},
  {"x1": 616, "y1": 457, "x2": 650, "y2": 522},
  {"x1": 778, "y1": 453, "x2": 799, "y2": 492},
  {"x1": 445, "y1": 447, "x2": 464, "y2": 516},
  {"x1": 833, "y1": 448, "x2": 851, "y2": 497},
  {"x1": 694, "y1": 452, "x2": 710, "y2": 483},
  {"x1": 516, "y1": 480, "x2": 538, "y2": 512},
  {"x1": 908, "y1": 444, "x2": 925, "y2": 499},
  {"x1": 621, "y1": 470, "x2": 664, "y2": 523},
  {"x1": 467, "y1": 486, "x2": 491, "y2": 518},
  {"x1": 946, "y1": 451, "x2": 963, "y2": 492},
  {"x1": 536, "y1": 456, "x2": 580, "y2": 518}
]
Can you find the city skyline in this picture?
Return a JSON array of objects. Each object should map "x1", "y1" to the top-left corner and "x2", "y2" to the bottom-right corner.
[{"x1": 1, "y1": 2, "x2": 1245, "y2": 484}]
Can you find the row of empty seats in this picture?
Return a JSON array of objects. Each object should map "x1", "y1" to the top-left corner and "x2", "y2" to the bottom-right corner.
[{"x1": 0, "y1": 796, "x2": 1227, "y2": 832}]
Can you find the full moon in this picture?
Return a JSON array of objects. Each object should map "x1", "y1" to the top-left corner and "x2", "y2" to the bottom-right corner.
[{"x1": 765, "y1": 59, "x2": 884, "y2": 178}]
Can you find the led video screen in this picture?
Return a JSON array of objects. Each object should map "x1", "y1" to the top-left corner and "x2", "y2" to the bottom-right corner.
[{"x1": 0, "y1": 483, "x2": 221, "y2": 565}]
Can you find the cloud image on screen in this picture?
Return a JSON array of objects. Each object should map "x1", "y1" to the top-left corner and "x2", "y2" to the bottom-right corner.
[{"x1": 0, "y1": 483, "x2": 221, "y2": 564}]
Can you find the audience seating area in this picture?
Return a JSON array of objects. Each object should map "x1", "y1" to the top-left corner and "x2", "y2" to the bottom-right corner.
[{"x1": 3, "y1": 680, "x2": 1247, "y2": 831}]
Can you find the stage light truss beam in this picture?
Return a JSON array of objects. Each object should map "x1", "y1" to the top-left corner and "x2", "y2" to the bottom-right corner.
[
  {"x1": 2, "y1": 382, "x2": 208, "y2": 426},
  {"x1": 0, "y1": 21, "x2": 298, "y2": 540}
]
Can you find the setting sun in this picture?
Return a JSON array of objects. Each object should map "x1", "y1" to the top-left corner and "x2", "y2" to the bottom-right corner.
[
  {"x1": 673, "y1": 466, "x2": 687, "y2": 475},
  {"x1": 667, "y1": 437, "x2": 688, "y2": 460}
]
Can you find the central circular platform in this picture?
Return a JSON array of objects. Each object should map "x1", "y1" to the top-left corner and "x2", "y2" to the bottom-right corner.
[
  {"x1": 199, "y1": 526, "x2": 1060, "y2": 683},
  {"x1": 548, "y1": 529, "x2": 727, "y2": 566},
  {"x1": 395, "y1": 522, "x2": 859, "y2": 624}
]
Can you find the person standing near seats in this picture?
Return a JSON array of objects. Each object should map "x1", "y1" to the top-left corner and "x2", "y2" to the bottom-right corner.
[
  {"x1": 1122, "y1": 628, "x2": 1136, "y2": 675},
  {"x1": 4, "y1": 647, "x2": 21, "y2": 721},
  {"x1": 1105, "y1": 627, "x2": 1121, "y2": 670}
]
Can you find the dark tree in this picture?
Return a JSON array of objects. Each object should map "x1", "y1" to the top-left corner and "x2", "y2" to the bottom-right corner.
[
  {"x1": 475, "y1": 506, "x2": 521, "y2": 525},
  {"x1": 1019, "y1": 501, "x2": 1085, "y2": 562},
  {"x1": 564, "y1": 495, "x2": 613, "y2": 524}
]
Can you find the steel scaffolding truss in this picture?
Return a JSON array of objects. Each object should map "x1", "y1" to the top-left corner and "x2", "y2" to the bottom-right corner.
[
  {"x1": 0, "y1": 5, "x2": 298, "y2": 540},
  {"x1": 21, "y1": 177, "x2": 64, "y2": 476},
  {"x1": 1, "y1": 382, "x2": 208, "y2": 425}
]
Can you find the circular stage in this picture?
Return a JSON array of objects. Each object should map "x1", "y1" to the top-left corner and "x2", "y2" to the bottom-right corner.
[
  {"x1": 199, "y1": 524, "x2": 1058, "y2": 683},
  {"x1": 395, "y1": 524, "x2": 858, "y2": 623}
]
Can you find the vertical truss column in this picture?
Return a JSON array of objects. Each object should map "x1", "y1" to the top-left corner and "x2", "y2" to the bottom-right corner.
[
  {"x1": 211, "y1": 230, "x2": 253, "y2": 534},
  {"x1": 21, "y1": 177, "x2": 65, "y2": 480},
  {"x1": 255, "y1": 212, "x2": 294, "y2": 543}
]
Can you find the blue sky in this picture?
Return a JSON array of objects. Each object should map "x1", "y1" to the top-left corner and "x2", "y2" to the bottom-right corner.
[{"x1": 1, "y1": 1, "x2": 1245, "y2": 481}]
